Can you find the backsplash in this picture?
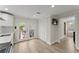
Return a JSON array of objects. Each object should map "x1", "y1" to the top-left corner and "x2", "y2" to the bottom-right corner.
[{"x1": 0, "y1": 26, "x2": 14, "y2": 34}]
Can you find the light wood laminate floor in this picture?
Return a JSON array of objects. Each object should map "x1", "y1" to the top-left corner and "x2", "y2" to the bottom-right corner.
[{"x1": 12, "y1": 37, "x2": 79, "y2": 53}]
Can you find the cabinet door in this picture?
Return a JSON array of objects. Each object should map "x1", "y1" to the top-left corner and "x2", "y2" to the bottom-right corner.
[
  {"x1": 0, "y1": 13, "x2": 13, "y2": 26},
  {"x1": 7, "y1": 14, "x2": 14, "y2": 26}
]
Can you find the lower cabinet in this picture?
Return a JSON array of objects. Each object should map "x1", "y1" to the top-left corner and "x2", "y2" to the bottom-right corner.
[
  {"x1": 0, "y1": 42, "x2": 11, "y2": 53},
  {"x1": 0, "y1": 47, "x2": 11, "y2": 53}
]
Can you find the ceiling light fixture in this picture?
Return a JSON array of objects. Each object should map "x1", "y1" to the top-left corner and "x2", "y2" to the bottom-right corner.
[
  {"x1": 69, "y1": 22, "x2": 73, "y2": 25},
  {"x1": 51, "y1": 5, "x2": 55, "y2": 8},
  {"x1": 5, "y1": 8, "x2": 8, "y2": 11},
  {"x1": 33, "y1": 15, "x2": 36, "y2": 17}
]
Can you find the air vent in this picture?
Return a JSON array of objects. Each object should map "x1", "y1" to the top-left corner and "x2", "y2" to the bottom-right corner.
[
  {"x1": 0, "y1": 17, "x2": 5, "y2": 21},
  {"x1": 36, "y1": 12, "x2": 40, "y2": 14}
]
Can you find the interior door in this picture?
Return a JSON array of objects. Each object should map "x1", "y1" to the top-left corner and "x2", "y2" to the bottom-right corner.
[{"x1": 64, "y1": 22, "x2": 66, "y2": 35}]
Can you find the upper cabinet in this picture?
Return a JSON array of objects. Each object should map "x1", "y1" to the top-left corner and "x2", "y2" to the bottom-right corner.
[{"x1": 0, "y1": 11, "x2": 14, "y2": 26}]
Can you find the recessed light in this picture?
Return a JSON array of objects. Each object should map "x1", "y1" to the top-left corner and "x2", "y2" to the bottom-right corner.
[
  {"x1": 5, "y1": 8, "x2": 8, "y2": 11},
  {"x1": 51, "y1": 5, "x2": 55, "y2": 8},
  {"x1": 69, "y1": 22, "x2": 73, "y2": 25},
  {"x1": 33, "y1": 15, "x2": 36, "y2": 17}
]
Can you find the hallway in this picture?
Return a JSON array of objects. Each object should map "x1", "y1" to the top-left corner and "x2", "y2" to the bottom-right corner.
[
  {"x1": 12, "y1": 37, "x2": 79, "y2": 53},
  {"x1": 53, "y1": 37, "x2": 79, "y2": 53}
]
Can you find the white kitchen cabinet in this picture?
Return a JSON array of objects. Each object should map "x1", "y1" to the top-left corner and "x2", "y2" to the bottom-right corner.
[
  {"x1": 0, "y1": 11, "x2": 14, "y2": 49},
  {"x1": 0, "y1": 13, "x2": 14, "y2": 26}
]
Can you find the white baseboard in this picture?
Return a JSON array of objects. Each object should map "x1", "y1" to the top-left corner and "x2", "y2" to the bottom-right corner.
[
  {"x1": 39, "y1": 36, "x2": 65, "y2": 45},
  {"x1": 46, "y1": 42, "x2": 52, "y2": 45},
  {"x1": 14, "y1": 37, "x2": 38, "y2": 44},
  {"x1": 51, "y1": 36, "x2": 65, "y2": 45},
  {"x1": 14, "y1": 39, "x2": 27, "y2": 44},
  {"x1": 75, "y1": 44, "x2": 79, "y2": 50},
  {"x1": 38, "y1": 38, "x2": 52, "y2": 45},
  {"x1": 58, "y1": 36, "x2": 65, "y2": 42},
  {"x1": 59, "y1": 36, "x2": 65, "y2": 40}
]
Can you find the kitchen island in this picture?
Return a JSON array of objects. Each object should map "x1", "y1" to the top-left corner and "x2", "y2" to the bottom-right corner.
[{"x1": 0, "y1": 33, "x2": 12, "y2": 53}]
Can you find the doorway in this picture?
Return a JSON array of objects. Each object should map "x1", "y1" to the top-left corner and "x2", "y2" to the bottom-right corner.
[
  {"x1": 64, "y1": 17, "x2": 76, "y2": 44},
  {"x1": 64, "y1": 22, "x2": 66, "y2": 35},
  {"x1": 19, "y1": 25, "x2": 26, "y2": 39}
]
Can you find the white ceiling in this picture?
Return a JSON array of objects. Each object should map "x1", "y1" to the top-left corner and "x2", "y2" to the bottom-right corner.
[{"x1": 0, "y1": 5, "x2": 79, "y2": 19}]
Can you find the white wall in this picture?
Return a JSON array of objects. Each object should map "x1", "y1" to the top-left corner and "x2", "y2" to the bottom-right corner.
[
  {"x1": 51, "y1": 18, "x2": 64, "y2": 44},
  {"x1": 66, "y1": 18, "x2": 75, "y2": 37},
  {"x1": 38, "y1": 17, "x2": 65, "y2": 45},
  {"x1": 51, "y1": 16, "x2": 75, "y2": 44},
  {"x1": 58, "y1": 18, "x2": 65, "y2": 40},
  {"x1": 51, "y1": 22, "x2": 59, "y2": 44},
  {"x1": 38, "y1": 16, "x2": 65, "y2": 45},
  {"x1": 75, "y1": 14, "x2": 79, "y2": 49},
  {"x1": 38, "y1": 17, "x2": 51, "y2": 45},
  {"x1": 38, "y1": 16, "x2": 69, "y2": 45},
  {"x1": 14, "y1": 16, "x2": 38, "y2": 43}
]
